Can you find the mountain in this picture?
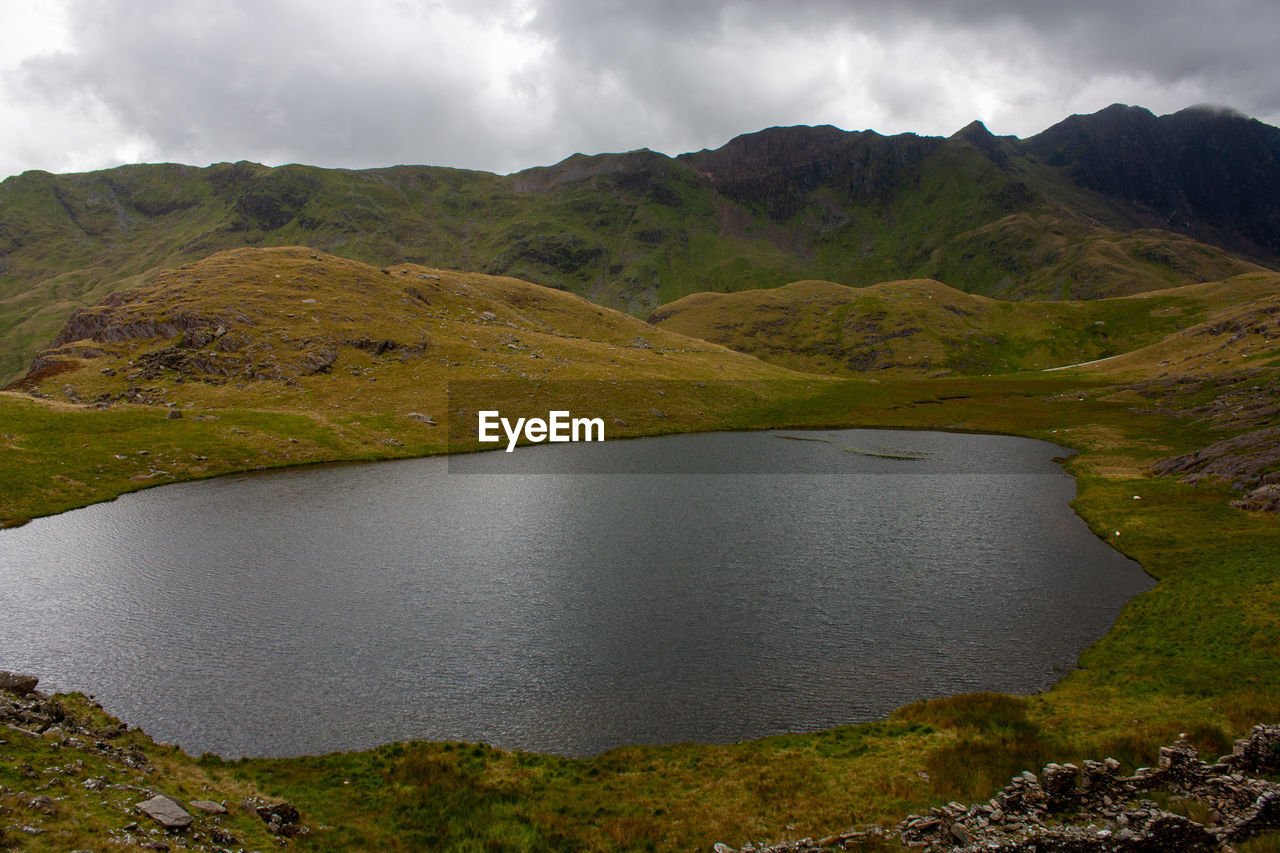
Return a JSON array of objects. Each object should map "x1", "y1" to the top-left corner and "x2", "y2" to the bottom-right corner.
[
  {"x1": 3, "y1": 104, "x2": 1279, "y2": 381},
  {"x1": 1025, "y1": 104, "x2": 1280, "y2": 259}
]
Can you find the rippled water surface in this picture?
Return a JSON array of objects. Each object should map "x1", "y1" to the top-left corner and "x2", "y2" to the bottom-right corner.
[{"x1": 0, "y1": 429, "x2": 1151, "y2": 757}]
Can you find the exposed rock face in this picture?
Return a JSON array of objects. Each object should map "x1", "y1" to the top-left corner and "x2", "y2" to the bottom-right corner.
[
  {"x1": 1026, "y1": 103, "x2": 1280, "y2": 259},
  {"x1": 1153, "y1": 426, "x2": 1280, "y2": 490},
  {"x1": 1126, "y1": 369, "x2": 1280, "y2": 432},
  {"x1": 1138, "y1": 370, "x2": 1280, "y2": 511},
  {"x1": 44, "y1": 298, "x2": 228, "y2": 351},
  {"x1": 679, "y1": 125, "x2": 938, "y2": 220},
  {"x1": 951, "y1": 120, "x2": 1017, "y2": 170},
  {"x1": 26, "y1": 285, "x2": 432, "y2": 385},
  {"x1": 0, "y1": 670, "x2": 39, "y2": 695},
  {"x1": 718, "y1": 726, "x2": 1280, "y2": 852},
  {"x1": 299, "y1": 347, "x2": 338, "y2": 376}
]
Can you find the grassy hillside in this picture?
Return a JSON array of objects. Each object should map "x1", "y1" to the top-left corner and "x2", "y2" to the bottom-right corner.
[
  {"x1": 2, "y1": 113, "x2": 1271, "y2": 383},
  {"x1": 0, "y1": 246, "x2": 820, "y2": 525},
  {"x1": 650, "y1": 273, "x2": 1280, "y2": 377},
  {"x1": 1070, "y1": 284, "x2": 1280, "y2": 378}
]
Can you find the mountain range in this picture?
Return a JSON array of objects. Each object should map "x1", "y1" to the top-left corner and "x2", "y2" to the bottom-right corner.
[{"x1": 3, "y1": 103, "x2": 1280, "y2": 381}]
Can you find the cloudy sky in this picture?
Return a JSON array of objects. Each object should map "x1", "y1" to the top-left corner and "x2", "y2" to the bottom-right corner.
[{"x1": 2, "y1": 0, "x2": 1278, "y2": 181}]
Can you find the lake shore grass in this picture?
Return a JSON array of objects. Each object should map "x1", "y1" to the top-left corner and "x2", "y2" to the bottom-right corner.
[{"x1": 2, "y1": 370, "x2": 1279, "y2": 850}]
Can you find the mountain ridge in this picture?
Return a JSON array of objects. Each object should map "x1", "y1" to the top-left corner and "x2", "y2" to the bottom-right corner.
[{"x1": 3, "y1": 103, "x2": 1279, "y2": 380}]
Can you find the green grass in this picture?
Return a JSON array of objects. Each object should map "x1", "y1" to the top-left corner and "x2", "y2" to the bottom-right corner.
[
  {"x1": 651, "y1": 273, "x2": 1280, "y2": 377},
  {"x1": 1242, "y1": 833, "x2": 1280, "y2": 852},
  {"x1": 0, "y1": 395, "x2": 370, "y2": 525}
]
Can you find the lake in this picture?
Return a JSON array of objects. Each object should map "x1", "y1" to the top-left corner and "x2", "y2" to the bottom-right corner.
[{"x1": 0, "y1": 429, "x2": 1151, "y2": 758}]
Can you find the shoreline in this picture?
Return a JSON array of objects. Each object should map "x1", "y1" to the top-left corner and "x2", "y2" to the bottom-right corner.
[
  {"x1": 6, "y1": 413, "x2": 1143, "y2": 764},
  {"x1": 3, "y1": 374, "x2": 1277, "y2": 848}
]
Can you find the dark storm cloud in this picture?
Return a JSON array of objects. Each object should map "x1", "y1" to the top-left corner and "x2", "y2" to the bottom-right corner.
[
  {"x1": 910, "y1": 0, "x2": 1280, "y2": 103},
  {"x1": 528, "y1": 0, "x2": 1280, "y2": 130},
  {"x1": 5, "y1": 0, "x2": 1280, "y2": 179},
  {"x1": 531, "y1": 0, "x2": 1280, "y2": 85}
]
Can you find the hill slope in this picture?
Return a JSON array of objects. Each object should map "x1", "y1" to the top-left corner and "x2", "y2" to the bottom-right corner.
[
  {"x1": 1070, "y1": 286, "x2": 1280, "y2": 378},
  {"x1": 649, "y1": 273, "x2": 1280, "y2": 377},
  {"x1": 3, "y1": 104, "x2": 1278, "y2": 380},
  {"x1": 2, "y1": 246, "x2": 814, "y2": 522}
]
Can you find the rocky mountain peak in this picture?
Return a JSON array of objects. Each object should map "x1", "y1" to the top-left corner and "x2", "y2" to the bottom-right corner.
[
  {"x1": 677, "y1": 124, "x2": 861, "y2": 180},
  {"x1": 952, "y1": 119, "x2": 1015, "y2": 168}
]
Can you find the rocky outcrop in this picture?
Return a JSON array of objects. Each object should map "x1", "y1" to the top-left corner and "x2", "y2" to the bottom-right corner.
[
  {"x1": 40, "y1": 293, "x2": 236, "y2": 353},
  {"x1": 1, "y1": 671, "x2": 308, "y2": 849},
  {"x1": 1, "y1": 677, "x2": 151, "y2": 770},
  {"x1": 1231, "y1": 482, "x2": 1280, "y2": 512},
  {"x1": 679, "y1": 125, "x2": 938, "y2": 220},
  {"x1": 1126, "y1": 369, "x2": 1280, "y2": 431},
  {"x1": 717, "y1": 727, "x2": 1280, "y2": 852},
  {"x1": 1153, "y1": 428, "x2": 1280, "y2": 495},
  {"x1": 1137, "y1": 369, "x2": 1280, "y2": 511},
  {"x1": 26, "y1": 298, "x2": 239, "y2": 378},
  {"x1": 25, "y1": 297, "x2": 433, "y2": 385},
  {"x1": 0, "y1": 670, "x2": 39, "y2": 695},
  {"x1": 243, "y1": 795, "x2": 308, "y2": 837}
]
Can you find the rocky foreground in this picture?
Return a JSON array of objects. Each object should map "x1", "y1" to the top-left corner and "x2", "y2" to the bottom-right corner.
[
  {"x1": 9, "y1": 668, "x2": 1280, "y2": 852},
  {"x1": 716, "y1": 727, "x2": 1280, "y2": 852},
  {"x1": 1, "y1": 671, "x2": 306, "y2": 851}
]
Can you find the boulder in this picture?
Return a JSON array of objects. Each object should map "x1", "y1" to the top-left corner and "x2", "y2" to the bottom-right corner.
[
  {"x1": 256, "y1": 800, "x2": 300, "y2": 825},
  {"x1": 28, "y1": 795, "x2": 55, "y2": 815},
  {"x1": 1231, "y1": 483, "x2": 1280, "y2": 512},
  {"x1": 301, "y1": 348, "x2": 338, "y2": 375},
  {"x1": 137, "y1": 794, "x2": 193, "y2": 830},
  {"x1": 188, "y1": 799, "x2": 228, "y2": 815},
  {"x1": 251, "y1": 799, "x2": 305, "y2": 836}
]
